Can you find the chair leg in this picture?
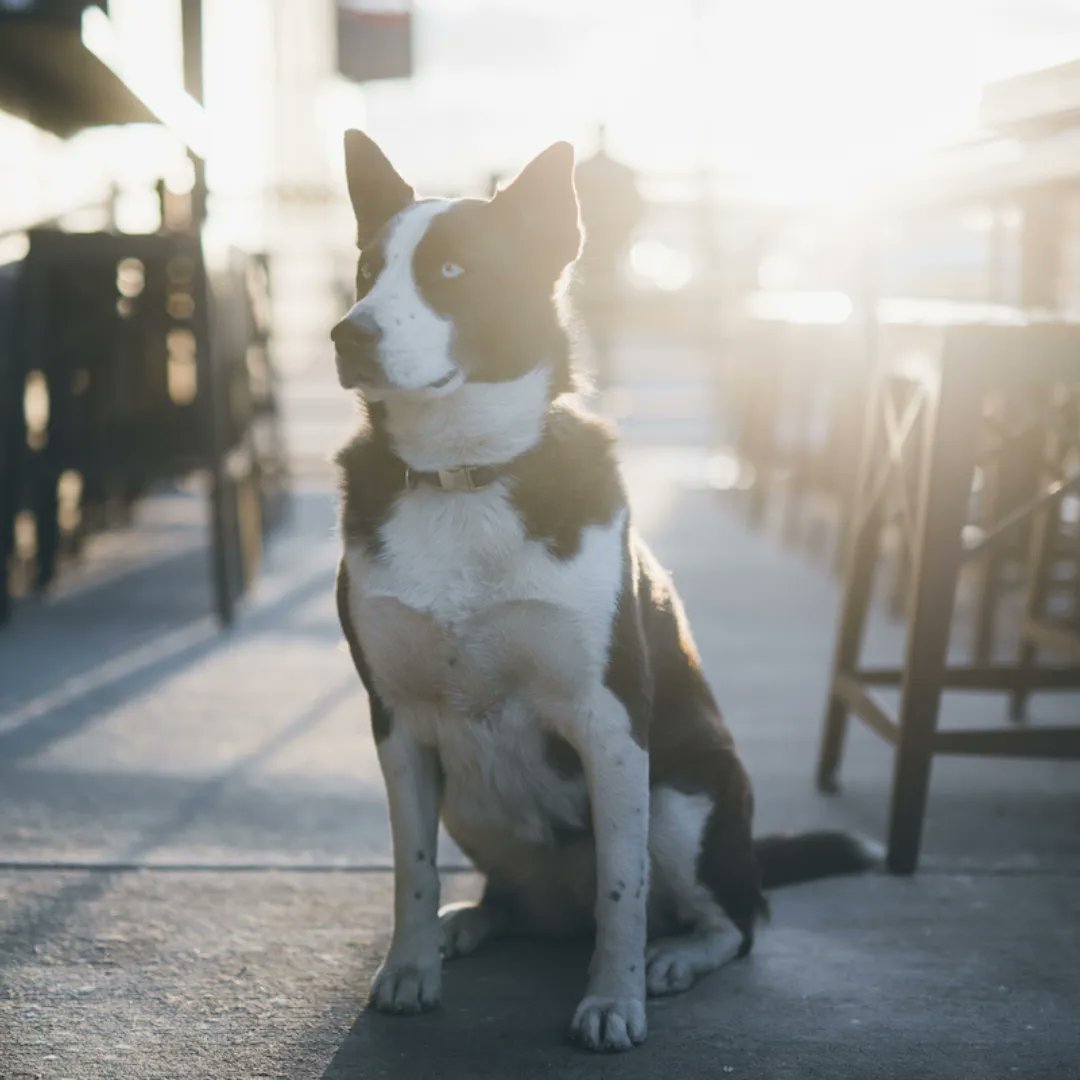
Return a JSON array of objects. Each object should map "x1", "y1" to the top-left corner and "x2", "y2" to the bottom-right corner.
[
  {"x1": 1009, "y1": 640, "x2": 1037, "y2": 723},
  {"x1": 32, "y1": 464, "x2": 60, "y2": 592},
  {"x1": 209, "y1": 472, "x2": 238, "y2": 626},
  {"x1": 976, "y1": 417, "x2": 1040, "y2": 675},
  {"x1": 972, "y1": 547, "x2": 1002, "y2": 664},
  {"x1": 1010, "y1": 493, "x2": 1059, "y2": 721},
  {"x1": 886, "y1": 363, "x2": 981, "y2": 875},
  {"x1": 887, "y1": 531, "x2": 911, "y2": 620},
  {"x1": 972, "y1": 450, "x2": 1004, "y2": 665},
  {"x1": 1073, "y1": 514, "x2": 1080, "y2": 633},
  {"x1": 817, "y1": 383, "x2": 887, "y2": 793},
  {"x1": 1009, "y1": 418, "x2": 1065, "y2": 722},
  {"x1": 191, "y1": 241, "x2": 237, "y2": 628},
  {"x1": 1, "y1": 436, "x2": 16, "y2": 625},
  {"x1": 0, "y1": 506, "x2": 11, "y2": 625}
]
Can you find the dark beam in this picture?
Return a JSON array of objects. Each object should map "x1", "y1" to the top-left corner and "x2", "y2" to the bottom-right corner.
[
  {"x1": 834, "y1": 673, "x2": 900, "y2": 745},
  {"x1": 934, "y1": 726, "x2": 1080, "y2": 758}
]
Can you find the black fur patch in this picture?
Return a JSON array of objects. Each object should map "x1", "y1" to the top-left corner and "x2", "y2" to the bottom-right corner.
[
  {"x1": 353, "y1": 238, "x2": 388, "y2": 297},
  {"x1": 551, "y1": 821, "x2": 592, "y2": 847},
  {"x1": 410, "y1": 199, "x2": 576, "y2": 393},
  {"x1": 506, "y1": 399, "x2": 624, "y2": 560},
  {"x1": 603, "y1": 532, "x2": 652, "y2": 749},
  {"x1": 753, "y1": 831, "x2": 876, "y2": 888},
  {"x1": 335, "y1": 405, "x2": 407, "y2": 559},
  {"x1": 543, "y1": 732, "x2": 583, "y2": 778},
  {"x1": 335, "y1": 559, "x2": 392, "y2": 741},
  {"x1": 344, "y1": 129, "x2": 415, "y2": 246},
  {"x1": 336, "y1": 397, "x2": 624, "y2": 564},
  {"x1": 490, "y1": 141, "x2": 582, "y2": 277},
  {"x1": 620, "y1": 536, "x2": 768, "y2": 945}
]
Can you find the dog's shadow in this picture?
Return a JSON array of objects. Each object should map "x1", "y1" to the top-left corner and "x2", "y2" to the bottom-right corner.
[{"x1": 320, "y1": 938, "x2": 606, "y2": 1079}]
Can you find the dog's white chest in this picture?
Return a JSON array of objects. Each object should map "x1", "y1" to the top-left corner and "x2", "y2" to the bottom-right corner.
[
  {"x1": 347, "y1": 482, "x2": 624, "y2": 643},
  {"x1": 344, "y1": 485, "x2": 626, "y2": 844},
  {"x1": 367, "y1": 482, "x2": 534, "y2": 618}
]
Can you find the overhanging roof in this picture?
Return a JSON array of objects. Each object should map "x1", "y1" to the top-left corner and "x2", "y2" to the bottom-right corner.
[
  {"x1": 0, "y1": 8, "x2": 204, "y2": 148},
  {"x1": 981, "y1": 59, "x2": 1080, "y2": 139}
]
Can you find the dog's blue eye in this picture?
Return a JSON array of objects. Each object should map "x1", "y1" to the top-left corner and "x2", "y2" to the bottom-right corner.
[{"x1": 441, "y1": 262, "x2": 464, "y2": 279}]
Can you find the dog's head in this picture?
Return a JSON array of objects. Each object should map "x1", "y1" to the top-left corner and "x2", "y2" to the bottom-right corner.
[{"x1": 332, "y1": 131, "x2": 581, "y2": 399}]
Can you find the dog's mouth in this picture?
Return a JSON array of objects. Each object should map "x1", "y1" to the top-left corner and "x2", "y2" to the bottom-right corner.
[
  {"x1": 337, "y1": 354, "x2": 463, "y2": 397},
  {"x1": 335, "y1": 351, "x2": 384, "y2": 391},
  {"x1": 423, "y1": 370, "x2": 471, "y2": 398},
  {"x1": 427, "y1": 370, "x2": 458, "y2": 390}
]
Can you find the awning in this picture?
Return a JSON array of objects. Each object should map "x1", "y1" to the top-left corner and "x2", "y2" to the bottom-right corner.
[{"x1": 0, "y1": 7, "x2": 204, "y2": 149}]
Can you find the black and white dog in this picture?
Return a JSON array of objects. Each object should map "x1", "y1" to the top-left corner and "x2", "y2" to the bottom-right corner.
[{"x1": 334, "y1": 131, "x2": 867, "y2": 1052}]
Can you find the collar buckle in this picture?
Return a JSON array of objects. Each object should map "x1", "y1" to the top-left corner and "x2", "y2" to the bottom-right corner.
[
  {"x1": 436, "y1": 467, "x2": 477, "y2": 492},
  {"x1": 405, "y1": 465, "x2": 494, "y2": 492}
]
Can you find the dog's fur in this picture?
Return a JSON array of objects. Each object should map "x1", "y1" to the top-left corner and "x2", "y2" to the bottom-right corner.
[{"x1": 333, "y1": 131, "x2": 869, "y2": 1052}]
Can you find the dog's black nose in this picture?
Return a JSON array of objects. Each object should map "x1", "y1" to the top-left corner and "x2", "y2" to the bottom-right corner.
[
  {"x1": 331, "y1": 312, "x2": 380, "y2": 348},
  {"x1": 332, "y1": 313, "x2": 383, "y2": 388}
]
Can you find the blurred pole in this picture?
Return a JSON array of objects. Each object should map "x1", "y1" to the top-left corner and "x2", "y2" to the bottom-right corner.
[
  {"x1": 181, "y1": 0, "x2": 208, "y2": 226},
  {"x1": 182, "y1": 0, "x2": 238, "y2": 625},
  {"x1": 182, "y1": 0, "x2": 205, "y2": 101}
]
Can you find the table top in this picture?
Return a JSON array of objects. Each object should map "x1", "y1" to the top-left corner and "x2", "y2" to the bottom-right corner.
[
  {"x1": 877, "y1": 299, "x2": 1074, "y2": 328},
  {"x1": 744, "y1": 291, "x2": 1080, "y2": 330},
  {"x1": 879, "y1": 313, "x2": 1080, "y2": 388}
]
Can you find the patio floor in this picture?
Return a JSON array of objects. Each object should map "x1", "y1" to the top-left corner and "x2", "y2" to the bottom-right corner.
[{"x1": 1, "y1": 340, "x2": 1078, "y2": 1079}]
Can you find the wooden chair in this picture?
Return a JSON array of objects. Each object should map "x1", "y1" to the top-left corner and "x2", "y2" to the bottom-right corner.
[{"x1": 817, "y1": 304, "x2": 1080, "y2": 873}]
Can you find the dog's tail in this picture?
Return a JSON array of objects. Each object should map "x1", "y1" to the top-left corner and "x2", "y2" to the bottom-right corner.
[{"x1": 753, "y1": 830, "x2": 878, "y2": 889}]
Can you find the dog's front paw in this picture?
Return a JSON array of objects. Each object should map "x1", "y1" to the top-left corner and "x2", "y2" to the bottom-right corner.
[
  {"x1": 570, "y1": 995, "x2": 647, "y2": 1052},
  {"x1": 368, "y1": 949, "x2": 442, "y2": 1014}
]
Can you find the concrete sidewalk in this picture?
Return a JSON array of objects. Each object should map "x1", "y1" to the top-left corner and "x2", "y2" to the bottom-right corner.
[{"x1": 1, "y1": 434, "x2": 1079, "y2": 1077}]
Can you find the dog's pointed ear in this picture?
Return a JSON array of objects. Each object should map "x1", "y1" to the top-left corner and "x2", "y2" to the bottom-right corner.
[
  {"x1": 492, "y1": 142, "x2": 582, "y2": 275},
  {"x1": 344, "y1": 129, "x2": 414, "y2": 243}
]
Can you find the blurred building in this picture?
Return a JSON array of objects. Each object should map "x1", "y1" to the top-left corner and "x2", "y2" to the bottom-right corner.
[
  {"x1": 0, "y1": 0, "x2": 401, "y2": 375},
  {"x1": 745, "y1": 56, "x2": 1080, "y2": 314}
]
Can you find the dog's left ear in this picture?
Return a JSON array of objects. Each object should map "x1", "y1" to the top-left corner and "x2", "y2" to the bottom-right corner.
[
  {"x1": 344, "y1": 129, "x2": 415, "y2": 244},
  {"x1": 492, "y1": 142, "x2": 582, "y2": 276}
]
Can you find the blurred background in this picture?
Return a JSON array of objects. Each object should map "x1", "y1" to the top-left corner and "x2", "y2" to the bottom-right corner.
[
  {"x1": 4, "y1": 0, "x2": 1080, "y2": 608},
  {"x1": 2, "y1": 4, "x2": 1080, "y2": 1074}
]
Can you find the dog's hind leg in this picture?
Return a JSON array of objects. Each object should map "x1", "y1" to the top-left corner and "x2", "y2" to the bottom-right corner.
[
  {"x1": 439, "y1": 899, "x2": 511, "y2": 959},
  {"x1": 697, "y1": 794, "x2": 768, "y2": 959},
  {"x1": 645, "y1": 923, "x2": 739, "y2": 996},
  {"x1": 645, "y1": 785, "x2": 765, "y2": 997}
]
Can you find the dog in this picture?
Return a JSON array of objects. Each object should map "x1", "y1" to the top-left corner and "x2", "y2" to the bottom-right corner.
[{"x1": 333, "y1": 130, "x2": 869, "y2": 1052}]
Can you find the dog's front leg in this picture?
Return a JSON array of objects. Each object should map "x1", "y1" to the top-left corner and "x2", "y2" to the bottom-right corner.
[
  {"x1": 563, "y1": 688, "x2": 650, "y2": 1051},
  {"x1": 369, "y1": 721, "x2": 443, "y2": 1014}
]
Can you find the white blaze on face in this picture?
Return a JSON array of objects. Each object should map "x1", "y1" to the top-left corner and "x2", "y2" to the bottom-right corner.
[{"x1": 346, "y1": 199, "x2": 458, "y2": 393}]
